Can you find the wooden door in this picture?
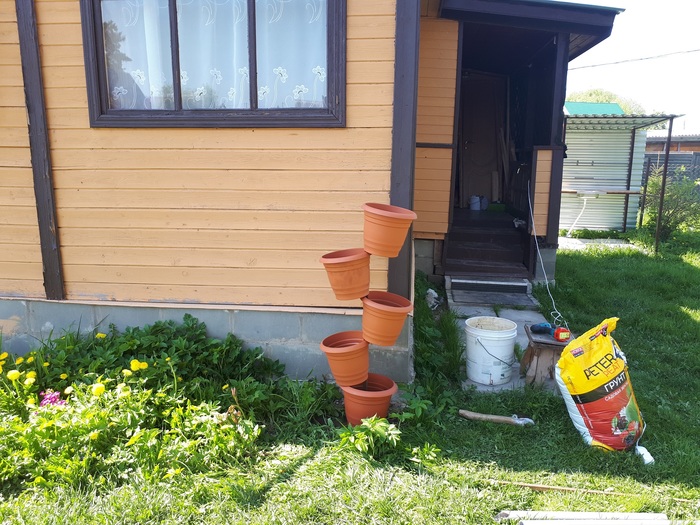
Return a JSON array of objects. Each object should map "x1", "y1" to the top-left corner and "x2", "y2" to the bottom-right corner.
[{"x1": 458, "y1": 73, "x2": 506, "y2": 208}]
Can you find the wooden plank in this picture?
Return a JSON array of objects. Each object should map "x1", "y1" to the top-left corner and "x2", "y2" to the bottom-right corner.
[
  {"x1": 0, "y1": 127, "x2": 29, "y2": 147},
  {"x1": 0, "y1": 261, "x2": 44, "y2": 279},
  {"x1": 414, "y1": 200, "x2": 449, "y2": 213},
  {"x1": 417, "y1": 114, "x2": 455, "y2": 127},
  {"x1": 0, "y1": 44, "x2": 21, "y2": 65},
  {"x1": 417, "y1": 105, "x2": 455, "y2": 118},
  {"x1": 60, "y1": 246, "x2": 389, "y2": 270},
  {"x1": 54, "y1": 188, "x2": 387, "y2": 212},
  {"x1": 0, "y1": 86, "x2": 25, "y2": 106},
  {"x1": 0, "y1": 206, "x2": 38, "y2": 226},
  {"x1": 0, "y1": 107, "x2": 29, "y2": 126},
  {"x1": 347, "y1": 84, "x2": 394, "y2": 106},
  {"x1": 0, "y1": 279, "x2": 45, "y2": 297},
  {"x1": 416, "y1": 127, "x2": 453, "y2": 142},
  {"x1": 48, "y1": 128, "x2": 393, "y2": 150},
  {"x1": 347, "y1": 61, "x2": 394, "y2": 84},
  {"x1": 0, "y1": 225, "x2": 40, "y2": 244},
  {"x1": 59, "y1": 228, "x2": 366, "y2": 251},
  {"x1": 347, "y1": 15, "x2": 395, "y2": 40},
  {"x1": 62, "y1": 265, "x2": 388, "y2": 289},
  {"x1": 0, "y1": 243, "x2": 42, "y2": 262},
  {"x1": 43, "y1": 86, "x2": 88, "y2": 108},
  {"x1": 39, "y1": 65, "x2": 86, "y2": 88},
  {"x1": 413, "y1": 210, "x2": 447, "y2": 223},
  {"x1": 347, "y1": 39, "x2": 394, "y2": 62},
  {"x1": 347, "y1": 0, "x2": 395, "y2": 17},
  {"x1": 56, "y1": 208, "x2": 369, "y2": 231},
  {"x1": 344, "y1": 105, "x2": 394, "y2": 127},
  {"x1": 413, "y1": 231, "x2": 444, "y2": 240},
  {"x1": 53, "y1": 168, "x2": 390, "y2": 192},
  {"x1": 38, "y1": 23, "x2": 82, "y2": 46},
  {"x1": 416, "y1": 147, "x2": 453, "y2": 159},
  {"x1": 50, "y1": 149, "x2": 393, "y2": 171},
  {"x1": 415, "y1": 189, "x2": 450, "y2": 203},
  {"x1": 414, "y1": 169, "x2": 451, "y2": 181},
  {"x1": 0, "y1": 64, "x2": 23, "y2": 86},
  {"x1": 417, "y1": 95, "x2": 455, "y2": 109},
  {"x1": 63, "y1": 282, "x2": 375, "y2": 307},
  {"x1": 414, "y1": 179, "x2": 451, "y2": 191},
  {"x1": 0, "y1": 147, "x2": 32, "y2": 167},
  {"x1": 0, "y1": 2, "x2": 18, "y2": 22},
  {"x1": 35, "y1": 1, "x2": 82, "y2": 24},
  {"x1": 0, "y1": 187, "x2": 35, "y2": 206},
  {"x1": 414, "y1": 221, "x2": 448, "y2": 234},
  {"x1": 45, "y1": 108, "x2": 93, "y2": 129},
  {"x1": 38, "y1": 44, "x2": 84, "y2": 66},
  {"x1": 0, "y1": 22, "x2": 19, "y2": 44}
]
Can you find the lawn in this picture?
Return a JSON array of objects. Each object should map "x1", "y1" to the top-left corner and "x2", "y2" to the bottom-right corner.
[{"x1": 1, "y1": 233, "x2": 699, "y2": 524}]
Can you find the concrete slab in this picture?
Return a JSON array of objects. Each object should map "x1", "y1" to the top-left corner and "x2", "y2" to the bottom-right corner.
[
  {"x1": 462, "y1": 363, "x2": 525, "y2": 393},
  {"x1": 450, "y1": 290, "x2": 540, "y2": 309},
  {"x1": 497, "y1": 308, "x2": 548, "y2": 351},
  {"x1": 451, "y1": 304, "x2": 496, "y2": 319}
]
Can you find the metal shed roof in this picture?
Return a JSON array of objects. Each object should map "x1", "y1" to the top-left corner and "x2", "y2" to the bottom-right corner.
[{"x1": 565, "y1": 115, "x2": 677, "y2": 131}]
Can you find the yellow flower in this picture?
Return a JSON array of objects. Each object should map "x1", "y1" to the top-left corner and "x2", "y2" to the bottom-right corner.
[
  {"x1": 43, "y1": 362, "x2": 49, "y2": 367},
  {"x1": 139, "y1": 361, "x2": 148, "y2": 370},
  {"x1": 222, "y1": 384, "x2": 229, "y2": 391},
  {"x1": 7, "y1": 370, "x2": 21, "y2": 381},
  {"x1": 130, "y1": 359, "x2": 141, "y2": 372},
  {"x1": 0, "y1": 352, "x2": 7, "y2": 360},
  {"x1": 122, "y1": 369, "x2": 133, "y2": 377},
  {"x1": 60, "y1": 373, "x2": 68, "y2": 380},
  {"x1": 26, "y1": 356, "x2": 34, "y2": 364},
  {"x1": 91, "y1": 383, "x2": 105, "y2": 397},
  {"x1": 26, "y1": 371, "x2": 37, "y2": 379},
  {"x1": 15, "y1": 357, "x2": 24, "y2": 365},
  {"x1": 89, "y1": 430, "x2": 100, "y2": 441},
  {"x1": 95, "y1": 332, "x2": 107, "y2": 339},
  {"x1": 24, "y1": 377, "x2": 35, "y2": 386},
  {"x1": 64, "y1": 386, "x2": 74, "y2": 395}
]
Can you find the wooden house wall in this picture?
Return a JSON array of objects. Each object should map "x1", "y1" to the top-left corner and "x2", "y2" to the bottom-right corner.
[
  {"x1": 413, "y1": 1, "x2": 458, "y2": 238},
  {"x1": 532, "y1": 148, "x2": 552, "y2": 235},
  {"x1": 0, "y1": 2, "x2": 45, "y2": 298},
  {"x1": 30, "y1": 0, "x2": 397, "y2": 307}
]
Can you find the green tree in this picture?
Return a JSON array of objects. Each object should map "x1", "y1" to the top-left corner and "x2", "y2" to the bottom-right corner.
[
  {"x1": 568, "y1": 89, "x2": 668, "y2": 129},
  {"x1": 642, "y1": 166, "x2": 700, "y2": 241}
]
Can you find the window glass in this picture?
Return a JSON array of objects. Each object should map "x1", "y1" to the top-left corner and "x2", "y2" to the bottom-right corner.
[
  {"x1": 255, "y1": 0, "x2": 327, "y2": 109},
  {"x1": 177, "y1": 0, "x2": 250, "y2": 110},
  {"x1": 101, "y1": 0, "x2": 174, "y2": 110}
]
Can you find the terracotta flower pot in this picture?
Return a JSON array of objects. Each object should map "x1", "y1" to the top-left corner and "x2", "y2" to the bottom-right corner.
[
  {"x1": 319, "y1": 330, "x2": 369, "y2": 387},
  {"x1": 363, "y1": 203, "x2": 417, "y2": 258},
  {"x1": 320, "y1": 248, "x2": 370, "y2": 301},
  {"x1": 361, "y1": 291, "x2": 413, "y2": 346},
  {"x1": 341, "y1": 373, "x2": 398, "y2": 426}
]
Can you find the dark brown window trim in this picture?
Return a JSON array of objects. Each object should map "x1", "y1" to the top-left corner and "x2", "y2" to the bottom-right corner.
[
  {"x1": 416, "y1": 142, "x2": 454, "y2": 149},
  {"x1": 388, "y1": 0, "x2": 420, "y2": 300},
  {"x1": 79, "y1": 0, "x2": 346, "y2": 128},
  {"x1": 15, "y1": 0, "x2": 65, "y2": 300}
]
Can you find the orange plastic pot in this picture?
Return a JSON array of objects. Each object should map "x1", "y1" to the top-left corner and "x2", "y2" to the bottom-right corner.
[
  {"x1": 320, "y1": 248, "x2": 370, "y2": 301},
  {"x1": 341, "y1": 373, "x2": 398, "y2": 426},
  {"x1": 319, "y1": 331, "x2": 369, "y2": 387},
  {"x1": 363, "y1": 203, "x2": 417, "y2": 258},
  {"x1": 361, "y1": 291, "x2": 413, "y2": 346}
]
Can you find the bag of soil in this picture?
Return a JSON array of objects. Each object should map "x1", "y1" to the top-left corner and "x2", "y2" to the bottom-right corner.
[{"x1": 555, "y1": 318, "x2": 653, "y2": 463}]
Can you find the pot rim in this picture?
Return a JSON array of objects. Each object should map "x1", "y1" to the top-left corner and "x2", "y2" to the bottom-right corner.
[
  {"x1": 340, "y1": 372, "x2": 398, "y2": 397},
  {"x1": 320, "y1": 247, "x2": 370, "y2": 265},
  {"x1": 363, "y1": 202, "x2": 417, "y2": 221},
  {"x1": 362, "y1": 291, "x2": 412, "y2": 313},
  {"x1": 320, "y1": 330, "x2": 368, "y2": 354}
]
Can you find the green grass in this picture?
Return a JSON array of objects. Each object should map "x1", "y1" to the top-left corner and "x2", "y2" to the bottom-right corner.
[{"x1": 2, "y1": 240, "x2": 700, "y2": 523}]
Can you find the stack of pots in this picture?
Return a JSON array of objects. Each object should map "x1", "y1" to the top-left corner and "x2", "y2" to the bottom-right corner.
[{"x1": 320, "y1": 203, "x2": 417, "y2": 425}]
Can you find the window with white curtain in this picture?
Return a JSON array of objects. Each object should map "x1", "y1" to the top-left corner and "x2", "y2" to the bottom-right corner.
[{"x1": 80, "y1": 0, "x2": 346, "y2": 127}]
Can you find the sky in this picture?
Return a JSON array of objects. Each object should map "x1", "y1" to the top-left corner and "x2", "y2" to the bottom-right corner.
[{"x1": 563, "y1": 0, "x2": 700, "y2": 132}]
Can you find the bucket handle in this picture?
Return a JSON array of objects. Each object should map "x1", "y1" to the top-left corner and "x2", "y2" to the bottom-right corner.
[{"x1": 476, "y1": 337, "x2": 515, "y2": 367}]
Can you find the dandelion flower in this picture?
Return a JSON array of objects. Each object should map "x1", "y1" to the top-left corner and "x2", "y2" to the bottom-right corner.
[
  {"x1": 15, "y1": 357, "x2": 24, "y2": 365},
  {"x1": 26, "y1": 356, "x2": 34, "y2": 364},
  {"x1": 91, "y1": 383, "x2": 105, "y2": 397},
  {"x1": 7, "y1": 369, "x2": 21, "y2": 381},
  {"x1": 0, "y1": 352, "x2": 7, "y2": 360},
  {"x1": 95, "y1": 332, "x2": 107, "y2": 339},
  {"x1": 60, "y1": 373, "x2": 68, "y2": 380},
  {"x1": 43, "y1": 362, "x2": 49, "y2": 367},
  {"x1": 139, "y1": 361, "x2": 148, "y2": 370},
  {"x1": 24, "y1": 377, "x2": 36, "y2": 386},
  {"x1": 26, "y1": 371, "x2": 37, "y2": 379},
  {"x1": 130, "y1": 359, "x2": 141, "y2": 372}
]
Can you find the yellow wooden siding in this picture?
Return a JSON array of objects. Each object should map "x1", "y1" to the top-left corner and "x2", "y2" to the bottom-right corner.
[
  {"x1": 413, "y1": 13, "x2": 458, "y2": 239},
  {"x1": 532, "y1": 149, "x2": 553, "y2": 235},
  {"x1": 0, "y1": 7, "x2": 45, "y2": 298},
  {"x1": 34, "y1": 0, "x2": 396, "y2": 307}
]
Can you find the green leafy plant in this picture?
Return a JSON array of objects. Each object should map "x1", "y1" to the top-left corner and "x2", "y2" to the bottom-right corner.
[
  {"x1": 337, "y1": 416, "x2": 401, "y2": 458},
  {"x1": 641, "y1": 166, "x2": 700, "y2": 242}
]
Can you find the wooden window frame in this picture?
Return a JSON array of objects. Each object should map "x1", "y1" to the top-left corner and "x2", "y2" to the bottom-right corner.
[{"x1": 79, "y1": 0, "x2": 346, "y2": 128}]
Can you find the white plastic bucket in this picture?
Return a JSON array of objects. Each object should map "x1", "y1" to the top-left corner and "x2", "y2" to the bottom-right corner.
[
  {"x1": 469, "y1": 195, "x2": 481, "y2": 210},
  {"x1": 465, "y1": 316, "x2": 517, "y2": 385}
]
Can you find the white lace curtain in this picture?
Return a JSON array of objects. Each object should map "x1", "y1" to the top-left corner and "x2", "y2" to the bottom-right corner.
[{"x1": 101, "y1": 0, "x2": 327, "y2": 110}]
